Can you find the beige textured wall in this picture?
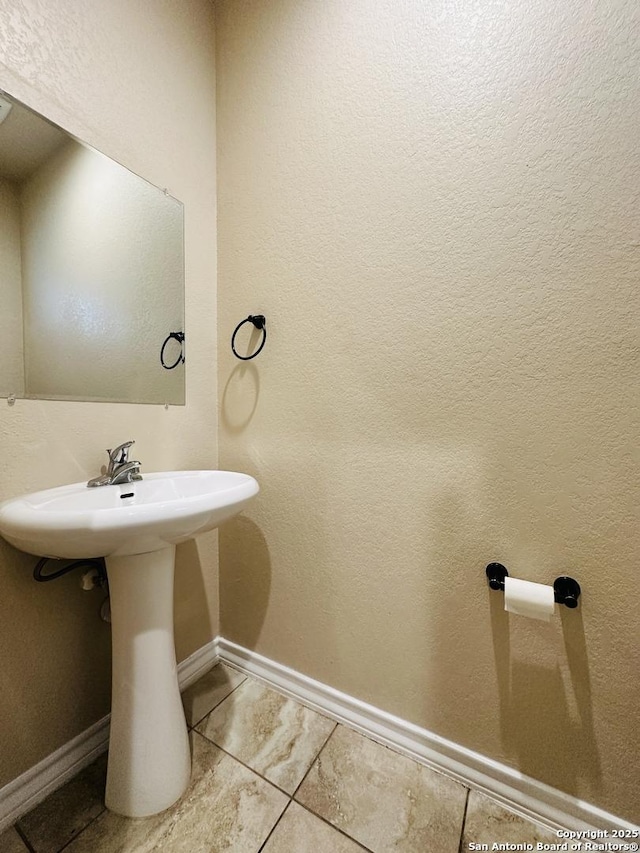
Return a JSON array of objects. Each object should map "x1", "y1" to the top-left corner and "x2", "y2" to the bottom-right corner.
[
  {"x1": 0, "y1": 0, "x2": 218, "y2": 788},
  {"x1": 216, "y1": 0, "x2": 640, "y2": 822},
  {"x1": 0, "y1": 178, "x2": 24, "y2": 393}
]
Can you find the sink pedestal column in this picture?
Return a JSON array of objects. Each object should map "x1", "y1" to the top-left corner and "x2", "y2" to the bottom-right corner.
[{"x1": 104, "y1": 545, "x2": 191, "y2": 817}]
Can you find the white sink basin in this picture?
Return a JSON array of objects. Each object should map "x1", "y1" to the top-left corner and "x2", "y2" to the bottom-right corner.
[
  {"x1": 0, "y1": 469, "x2": 258, "y2": 819},
  {"x1": 0, "y1": 470, "x2": 258, "y2": 558}
]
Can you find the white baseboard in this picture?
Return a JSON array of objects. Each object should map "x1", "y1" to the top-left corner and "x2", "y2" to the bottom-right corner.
[
  {"x1": 0, "y1": 639, "x2": 219, "y2": 833},
  {"x1": 2, "y1": 636, "x2": 635, "y2": 835},
  {"x1": 217, "y1": 637, "x2": 638, "y2": 834},
  {"x1": 0, "y1": 715, "x2": 110, "y2": 835},
  {"x1": 176, "y1": 638, "x2": 219, "y2": 692}
]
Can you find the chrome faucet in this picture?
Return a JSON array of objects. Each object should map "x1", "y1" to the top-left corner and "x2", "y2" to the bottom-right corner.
[{"x1": 87, "y1": 440, "x2": 143, "y2": 487}]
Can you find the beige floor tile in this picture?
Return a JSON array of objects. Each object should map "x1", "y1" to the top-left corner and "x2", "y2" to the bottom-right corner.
[
  {"x1": 262, "y1": 801, "x2": 370, "y2": 852},
  {"x1": 462, "y1": 790, "x2": 560, "y2": 847},
  {"x1": 64, "y1": 732, "x2": 288, "y2": 853},
  {"x1": 296, "y1": 725, "x2": 467, "y2": 853},
  {"x1": 0, "y1": 827, "x2": 29, "y2": 852},
  {"x1": 17, "y1": 753, "x2": 107, "y2": 853},
  {"x1": 181, "y1": 663, "x2": 246, "y2": 726},
  {"x1": 195, "y1": 678, "x2": 336, "y2": 794}
]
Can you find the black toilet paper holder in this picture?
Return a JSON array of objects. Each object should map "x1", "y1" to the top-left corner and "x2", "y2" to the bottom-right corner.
[{"x1": 485, "y1": 563, "x2": 581, "y2": 609}]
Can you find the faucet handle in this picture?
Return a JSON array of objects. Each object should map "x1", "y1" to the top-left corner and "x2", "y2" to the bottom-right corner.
[{"x1": 107, "y1": 440, "x2": 135, "y2": 467}]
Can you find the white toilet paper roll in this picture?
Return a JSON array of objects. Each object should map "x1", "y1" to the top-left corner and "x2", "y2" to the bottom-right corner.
[{"x1": 504, "y1": 577, "x2": 555, "y2": 621}]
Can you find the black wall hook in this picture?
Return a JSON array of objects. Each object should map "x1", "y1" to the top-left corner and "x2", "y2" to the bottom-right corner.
[
  {"x1": 485, "y1": 563, "x2": 581, "y2": 609},
  {"x1": 231, "y1": 315, "x2": 267, "y2": 360}
]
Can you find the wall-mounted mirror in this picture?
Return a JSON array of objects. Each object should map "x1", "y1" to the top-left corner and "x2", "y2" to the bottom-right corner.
[{"x1": 0, "y1": 90, "x2": 185, "y2": 405}]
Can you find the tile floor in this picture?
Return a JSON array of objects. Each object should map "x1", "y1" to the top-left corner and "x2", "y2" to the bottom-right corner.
[{"x1": 3, "y1": 663, "x2": 561, "y2": 853}]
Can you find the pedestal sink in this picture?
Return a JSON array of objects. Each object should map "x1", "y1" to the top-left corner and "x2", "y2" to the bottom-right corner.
[{"x1": 0, "y1": 470, "x2": 258, "y2": 817}]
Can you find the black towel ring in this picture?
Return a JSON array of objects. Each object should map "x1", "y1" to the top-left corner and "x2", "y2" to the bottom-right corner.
[
  {"x1": 160, "y1": 332, "x2": 185, "y2": 370},
  {"x1": 231, "y1": 315, "x2": 267, "y2": 360}
]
